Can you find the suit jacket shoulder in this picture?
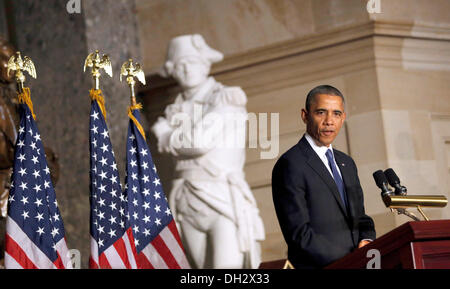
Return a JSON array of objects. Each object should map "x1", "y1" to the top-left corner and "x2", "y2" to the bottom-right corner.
[{"x1": 272, "y1": 139, "x2": 308, "y2": 182}]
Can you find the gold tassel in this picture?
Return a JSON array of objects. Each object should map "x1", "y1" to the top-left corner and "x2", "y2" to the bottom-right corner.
[
  {"x1": 89, "y1": 89, "x2": 107, "y2": 121},
  {"x1": 128, "y1": 103, "x2": 146, "y2": 141},
  {"x1": 18, "y1": 87, "x2": 36, "y2": 120}
]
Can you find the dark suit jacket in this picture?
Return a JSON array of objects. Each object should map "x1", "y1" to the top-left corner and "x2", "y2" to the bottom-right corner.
[{"x1": 272, "y1": 135, "x2": 375, "y2": 268}]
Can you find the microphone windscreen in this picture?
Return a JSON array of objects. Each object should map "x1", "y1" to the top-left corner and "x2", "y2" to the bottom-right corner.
[
  {"x1": 372, "y1": 170, "x2": 388, "y2": 189},
  {"x1": 384, "y1": 168, "x2": 400, "y2": 186}
]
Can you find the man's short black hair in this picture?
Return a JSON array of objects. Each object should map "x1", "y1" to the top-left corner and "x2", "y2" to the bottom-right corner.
[{"x1": 305, "y1": 85, "x2": 345, "y2": 111}]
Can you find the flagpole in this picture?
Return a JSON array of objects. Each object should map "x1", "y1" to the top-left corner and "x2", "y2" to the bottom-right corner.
[
  {"x1": 120, "y1": 58, "x2": 146, "y2": 107},
  {"x1": 5, "y1": 52, "x2": 72, "y2": 269},
  {"x1": 120, "y1": 58, "x2": 147, "y2": 141},
  {"x1": 83, "y1": 49, "x2": 113, "y2": 90},
  {"x1": 7, "y1": 51, "x2": 37, "y2": 95},
  {"x1": 7, "y1": 51, "x2": 37, "y2": 120},
  {"x1": 119, "y1": 58, "x2": 190, "y2": 269},
  {"x1": 84, "y1": 50, "x2": 113, "y2": 121}
]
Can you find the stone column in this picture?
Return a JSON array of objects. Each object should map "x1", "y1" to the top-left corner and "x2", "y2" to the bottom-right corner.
[{"x1": 4, "y1": 0, "x2": 140, "y2": 268}]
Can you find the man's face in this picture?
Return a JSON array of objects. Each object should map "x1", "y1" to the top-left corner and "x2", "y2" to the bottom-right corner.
[
  {"x1": 301, "y1": 94, "x2": 346, "y2": 147},
  {"x1": 172, "y1": 56, "x2": 210, "y2": 89}
]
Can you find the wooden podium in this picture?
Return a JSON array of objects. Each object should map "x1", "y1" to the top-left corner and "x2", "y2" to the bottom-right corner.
[{"x1": 326, "y1": 220, "x2": 450, "y2": 269}]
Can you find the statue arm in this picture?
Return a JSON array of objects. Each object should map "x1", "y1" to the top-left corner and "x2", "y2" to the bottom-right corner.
[
  {"x1": 151, "y1": 116, "x2": 174, "y2": 154},
  {"x1": 151, "y1": 95, "x2": 184, "y2": 154},
  {"x1": 166, "y1": 115, "x2": 215, "y2": 157},
  {"x1": 151, "y1": 115, "x2": 212, "y2": 158},
  {"x1": 169, "y1": 103, "x2": 246, "y2": 158},
  {"x1": 153, "y1": 87, "x2": 248, "y2": 158}
]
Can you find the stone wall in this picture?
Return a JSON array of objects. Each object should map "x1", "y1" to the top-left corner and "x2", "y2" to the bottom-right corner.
[{"x1": 0, "y1": 0, "x2": 141, "y2": 268}]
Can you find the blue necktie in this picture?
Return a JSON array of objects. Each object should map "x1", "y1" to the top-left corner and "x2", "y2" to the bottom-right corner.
[{"x1": 325, "y1": 149, "x2": 348, "y2": 210}]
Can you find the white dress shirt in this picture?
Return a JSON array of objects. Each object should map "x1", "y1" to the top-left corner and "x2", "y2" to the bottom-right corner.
[{"x1": 304, "y1": 133, "x2": 342, "y2": 180}]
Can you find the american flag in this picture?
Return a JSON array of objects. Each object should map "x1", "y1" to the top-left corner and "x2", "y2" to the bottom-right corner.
[
  {"x1": 89, "y1": 92, "x2": 137, "y2": 269},
  {"x1": 5, "y1": 91, "x2": 72, "y2": 269},
  {"x1": 125, "y1": 107, "x2": 189, "y2": 269}
]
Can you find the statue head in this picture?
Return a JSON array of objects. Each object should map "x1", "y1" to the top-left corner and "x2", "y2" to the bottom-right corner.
[
  {"x1": 0, "y1": 37, "x2": 16, "y2": 85},
  {"x1": 162, "y1": 34, "x2": 223, "y2": 89}
]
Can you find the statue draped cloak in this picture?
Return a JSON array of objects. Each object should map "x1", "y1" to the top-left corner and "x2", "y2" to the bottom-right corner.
[{"x1": 153, "y1": 77, "x2": 265, "y2": 268}]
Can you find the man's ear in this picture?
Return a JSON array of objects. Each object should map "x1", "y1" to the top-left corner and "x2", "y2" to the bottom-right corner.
[{"x1": 301, "y1": 108, "x2": 308, "y2": 124}]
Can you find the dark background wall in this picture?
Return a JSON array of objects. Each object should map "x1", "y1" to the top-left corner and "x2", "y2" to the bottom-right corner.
[{"x1": 0, "y1": 0, "x2": 141, "y2": 268}]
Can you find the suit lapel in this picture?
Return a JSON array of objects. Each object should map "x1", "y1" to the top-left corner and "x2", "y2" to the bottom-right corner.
[{"x1": 297, "y1": 137, "x2": 349, "y2": 218}]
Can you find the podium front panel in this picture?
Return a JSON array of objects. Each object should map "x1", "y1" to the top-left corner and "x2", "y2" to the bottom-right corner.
[{"x1": 412, "y1": 240, "x2": 450, "y2": 269}]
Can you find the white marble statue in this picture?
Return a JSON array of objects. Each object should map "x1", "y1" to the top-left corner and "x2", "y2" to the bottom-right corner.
[{"x1": 151, "y1": 34, "x2": 265, "y2": 269}]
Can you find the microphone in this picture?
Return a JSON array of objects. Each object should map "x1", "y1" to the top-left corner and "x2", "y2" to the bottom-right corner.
[
  {"x1": 372, "y1": 170, "x2": 393, "y2": 197},
  {"x1": 373, "y1": 169, "x2": 448, "y2": 222},
  {"x1": 384, "y1": 168, "x2": 407, "y2": 196}
]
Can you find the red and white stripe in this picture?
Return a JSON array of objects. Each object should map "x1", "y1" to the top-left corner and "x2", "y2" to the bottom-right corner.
[
  {"x1": 5, "y1": 217, "x2": 72, "y2": 269},
  {"x1": 136, "y1": 220, "x2": 190, "y2": 269},
  {"x1": 89, "y1": 227, "x2": 137, "y2": 269}
]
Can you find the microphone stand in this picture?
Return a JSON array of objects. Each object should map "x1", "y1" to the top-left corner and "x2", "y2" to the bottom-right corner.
[{"x1": 390, "y1": 207, "x2": 421, "y2": 222}]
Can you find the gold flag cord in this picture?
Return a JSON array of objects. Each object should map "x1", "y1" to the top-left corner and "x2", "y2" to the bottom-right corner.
[
  {"x1": 18, "y1": 87, "x2": 36, "y2": 120},
  {"x1": 89, "y1": 89, "x2": 107, "y2": 121},
  {"x1": 128, "y1": 103, "x2": 146, "y2": 141}
]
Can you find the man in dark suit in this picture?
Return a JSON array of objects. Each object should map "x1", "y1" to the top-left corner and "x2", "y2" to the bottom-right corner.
[{"x1": 272, "y1": 85, "x2": 375, "y2": 269}]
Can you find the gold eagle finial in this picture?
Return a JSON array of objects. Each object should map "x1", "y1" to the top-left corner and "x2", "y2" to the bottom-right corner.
[
  {"x1": 7, "y1": 52, "x2": 37, "y2": 93},
  {"x1": 120, "y1": 58, "x2": 146, "y2": 106},
  {"x1": 83, "y1": 50, "x2": 112, "y2": 90}
]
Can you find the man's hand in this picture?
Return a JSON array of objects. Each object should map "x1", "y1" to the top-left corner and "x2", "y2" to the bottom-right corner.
[{"x1": 358, "y1": 240, "x2": 372, "y2": 248}]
